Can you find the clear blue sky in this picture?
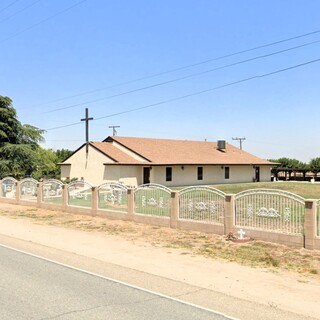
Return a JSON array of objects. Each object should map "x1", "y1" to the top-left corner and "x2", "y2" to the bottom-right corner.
[{"x1": 1, "y1": 0, "x2": 320, "y2": 162}]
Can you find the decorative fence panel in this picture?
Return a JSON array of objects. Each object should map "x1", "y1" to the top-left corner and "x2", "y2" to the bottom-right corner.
[
  {"x1": 98, "y1": 182, "x2": 128, "y2": 213},
  {"x1": 0, "y1": 177, "x2": 17, "y2": 198},
  {"x1": 317, "y1": 200, "x2": 320, "y2": 238},
  {"x1": 179, "y1": 186, "x2": 225, "y2": 224},
  {"x1": 134, "y1": 184, "x2": 171, "y2": 217},
  {"x1": 42, "y1": 179, "x2": 63, "y2": 205},
  {"x1": 235, "y1": 189, "x2": 305, "y2": 234},
  {"x1": 67, "y1": 181, "x2": 92, "y2": 208},
  {"x1": 20, "y1": 178, "x2": 38, "y2": 202}
]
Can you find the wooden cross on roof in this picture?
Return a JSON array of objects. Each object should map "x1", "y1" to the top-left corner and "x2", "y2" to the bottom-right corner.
[{"x1": 81, "y1": 108, "x2": 93, "y2": 154}]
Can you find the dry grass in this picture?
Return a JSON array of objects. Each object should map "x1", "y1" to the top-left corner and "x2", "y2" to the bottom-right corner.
[{"x1": 1, "y1": 204, "x2": 319, "y2": 278}]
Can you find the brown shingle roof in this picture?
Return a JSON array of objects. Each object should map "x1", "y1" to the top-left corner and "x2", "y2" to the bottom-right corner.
[
  {"x1": 91, "y1": 142, "x2": 147, "y2": 164},
  {"x1": 95, "y1": 136, "x2": 272, "y2": 166}
]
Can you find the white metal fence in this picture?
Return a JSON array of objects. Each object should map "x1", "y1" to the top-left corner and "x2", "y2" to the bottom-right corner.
[
  {"x1": 42, "y1": 179, "x2": 63, "y2": 205},
  {"x1": 98, "y1": 182, "x2": 128, "y2": 213},
  {"x1": 179, "y1": 186, "x2": 225, "y2": 224},
  {"x1": 20, "y1": 178, "x2": 38, "y2": 202},
  {"x1": 134, "y1": 183, "x2": 171, "y2": 217},
  {"x1": 0, "y1": 177, "x2": 17, "y2": 199},
  {"x1": 67, "y1": 181, "x2": 93, "y2": 208},
  {"x1": 235, "y1": 189, "x2": 305, "y2": 234}
]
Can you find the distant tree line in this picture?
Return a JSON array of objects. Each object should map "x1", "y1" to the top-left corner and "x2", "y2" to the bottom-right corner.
[
  {"x1": 0, "y1": 96, "x2": 72, "y2": 180},
  {"x1": 269, "y1": 157, "x2": 320, "y2": 180}
]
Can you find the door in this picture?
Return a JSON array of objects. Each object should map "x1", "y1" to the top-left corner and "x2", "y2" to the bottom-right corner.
[
  {"x1": 255, "y1": 167, "x2": 260, "y2": 182},
  {"x1": 143, "y1": 167, "x2": 150, "y2": 184}
]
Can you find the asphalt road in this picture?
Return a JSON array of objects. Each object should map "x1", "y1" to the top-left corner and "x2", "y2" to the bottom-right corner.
[{"x1": 0, "y1": 245, "x2": 232, "y2": 320}]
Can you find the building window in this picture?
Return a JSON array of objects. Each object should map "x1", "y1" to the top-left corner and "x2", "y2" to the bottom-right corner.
[
  {"x1": 225, "y1": 167, "x2": 230, "y2": 179},
  {"x1": 197, "y1": 167, "x2": 203, "y2": 180},
  {"x1": 166, "y1": 167, "x2": 172, "y2": 181}
]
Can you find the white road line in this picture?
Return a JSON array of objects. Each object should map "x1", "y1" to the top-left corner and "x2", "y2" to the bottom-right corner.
[{"x1": 1, "y1": 243, "x2": 238, "y2": 320}]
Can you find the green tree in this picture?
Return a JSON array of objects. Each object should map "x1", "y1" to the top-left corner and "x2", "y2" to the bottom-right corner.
[
  {"x1": 0, "y1": 96, "x2": 45, "y2": 179},
  {"x1": 55, "y1": 148, "x2": 73, "y2": 162},
  {"x1": 309, "y1": 157, "x2": 320, "y2": 178}
]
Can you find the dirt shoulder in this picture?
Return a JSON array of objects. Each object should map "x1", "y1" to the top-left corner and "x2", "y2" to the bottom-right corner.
[{"x1": 0, "y1": 203, "x2": 319, "y2": 319}]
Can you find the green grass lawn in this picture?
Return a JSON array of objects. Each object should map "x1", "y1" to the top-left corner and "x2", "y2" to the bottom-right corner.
[{"x1": 209, "y1": 182, "x2": 320, "y2": 199}]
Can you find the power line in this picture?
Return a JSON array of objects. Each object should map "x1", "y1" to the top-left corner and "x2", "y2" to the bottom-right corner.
[
  {"x1": 45, "y1": 57, "x2": 320, "y2": 131},
  {"x1": 0, "y1": 0, "x2": 88, "y2": 43},
  {"x1": 35, "y1": 28, "x2": 320, "y2": 107},
  {"x1": 43, "y1": 39, "x2": 320, "y2": 114},
  {"x1": 0, "y1": 0, "x2": 21, "y2": 14},
  {"x1": 0, "y1": 0, "x2": 43, "y2": 24}
]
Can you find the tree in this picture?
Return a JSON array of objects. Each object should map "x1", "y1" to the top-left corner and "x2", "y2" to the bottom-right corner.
[
  {"x1": 309, "y1": 157, "x2": 320, "y2": 179},
  {"x1": 0, "y1": 96, "x2": 20, "y2": 145},
  {"x1": 55, "y1": 149, "x2": 73, "y2": 162},
  {"x1": 0, "y1": 96, "x2": 45, "y2": 179}
]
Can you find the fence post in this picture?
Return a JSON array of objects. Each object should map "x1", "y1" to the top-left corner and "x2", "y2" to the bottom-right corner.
[
  {"x1": 127, "y1": 188, "x2": 134, "y2": 220},
  {"x1": 62, "y1": 184, "x2": 68, "y2": 212},
  {"x1": 304, "y1": 200, "x2": 316, "y2": 250},
  {"x1": 224, "y1": 194, "x2": 235, "y2": 234},
  {"x1": 170, "y1": 191, "x2": 179, "y2": 228},
  {"x1": 37, "y1": 182, "x2": 43, "y2": 208},
  {"x1": 15, "y1": 181, "x2": 21, "y2": 204},
  {"x1": 91, "y1": 187, "x2": 98, "y2": 216}
]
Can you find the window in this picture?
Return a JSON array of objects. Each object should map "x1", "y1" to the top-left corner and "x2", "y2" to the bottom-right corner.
[
  {"x1": 166, "y1": 167, "x2": 172, "y2": 181},
  {"x1": 225, "y1": 167, "x2": 230, "y2": 179},
  {"x1": 197, "y1": 167, "x2": 203, "y2": 180}
]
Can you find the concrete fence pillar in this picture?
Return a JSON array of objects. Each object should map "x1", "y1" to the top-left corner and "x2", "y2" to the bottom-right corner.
[
  {"x1": 127, "y1": 188, "x2": 134, "y2": 220},
  {"x1": 15, "y1": 181, "x2": 21, "y2": 204},
  {"x1": 304, "y1": 200, "x2": 316, "y2": 250},
  {"x1": 37, "y1": 182, "x2": 43, "y2": 208},
  {"x1": 62, "y1": 185, "x2": 68, "y2": 212},
  {"x1": 170, "y1": 191, "x2": 179, "y2": 228},
  {"x1": 224, "y1": 194, "x2": 235, "y2": 234},
  {"x1": 91, "y1": 187, "x2": 98, "y2": 215}
]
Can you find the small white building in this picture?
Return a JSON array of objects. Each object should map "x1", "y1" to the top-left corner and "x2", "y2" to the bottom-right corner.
[{"x1": 59, "y1": 136, "x2": 273, "y2": 187}]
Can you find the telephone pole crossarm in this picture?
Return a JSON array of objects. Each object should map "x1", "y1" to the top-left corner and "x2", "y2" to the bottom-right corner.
[{"x1": 232, "y1": 137, "x2": 246, "y2": 150}]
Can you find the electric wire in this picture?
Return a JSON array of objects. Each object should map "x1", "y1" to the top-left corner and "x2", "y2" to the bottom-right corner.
[
  {"x1": 43, "y1": 39, "x2": 320, "y2": 114},
  {"x1": 0, "y1": 0, "x2": 42, "y2": 24},
  {"x1": 0, "y1": 0, "x2": 88, "y2": 43},
  {"x1": 45, "y1": 57, "x2": 320, "y2": 131},
  {"x1": 35, "y1": 29, "x2": 320, "y2": 106},
  {"x1": 0, "y1": 0, "x2": 21, "y2": 14}
]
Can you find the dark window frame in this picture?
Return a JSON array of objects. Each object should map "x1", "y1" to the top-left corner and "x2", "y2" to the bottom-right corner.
[
  {"x1": 197, "y1": 166, "x2": 203, "y2": 180},
  {"x1": 166, "y1": 167, "x2": 172, "y2": 182},
  {"x1": 225, "y1": 166, "x2": 230, "y2": 179}
]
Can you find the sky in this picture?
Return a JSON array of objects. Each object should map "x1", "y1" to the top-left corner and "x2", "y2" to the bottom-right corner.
[{"x1": 1, "y1": 0, "x2": 320, "y2": 162}]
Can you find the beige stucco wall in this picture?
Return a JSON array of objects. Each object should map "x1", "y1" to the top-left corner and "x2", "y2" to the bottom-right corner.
[
  {"x1": 103, "y1": 165, "x2": 142, "y2": 187},
  {"x1": 60, "y1": 144, "x2": 271, "y2": 187},
  {"x1": 150, "y1": 165, "x2": 271, "y2": 187},
  {"x1": 60, "y1": 145, "x2": 114, "y2": 185}
]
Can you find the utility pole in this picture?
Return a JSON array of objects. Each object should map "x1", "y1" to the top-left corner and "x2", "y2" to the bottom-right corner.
[
  {"x1": 81, "y1": 108, "x2": 93, "y2": 154},
  {"x1": 232, "y1": 137, "x2": 246, "y2": 150},
  {"x1": 109, "y1": 125, "x2": 120, "y2": 136}
]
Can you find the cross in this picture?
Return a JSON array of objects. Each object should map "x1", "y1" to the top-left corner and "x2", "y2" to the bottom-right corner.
[
  {"x1": 81, "y1": 108, "x2": 93, "y2": 154},
  {"x1": 237, "y1": 229, "x2": 246, "y2": 240}
]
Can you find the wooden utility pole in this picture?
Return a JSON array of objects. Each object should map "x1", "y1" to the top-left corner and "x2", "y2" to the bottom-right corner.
[
  {"x1": 232, "y1": 137, "x2": 246, "y2": 150},
  {"x1": 81, "y1": 108, "x2": 93, "y2": 154}
]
